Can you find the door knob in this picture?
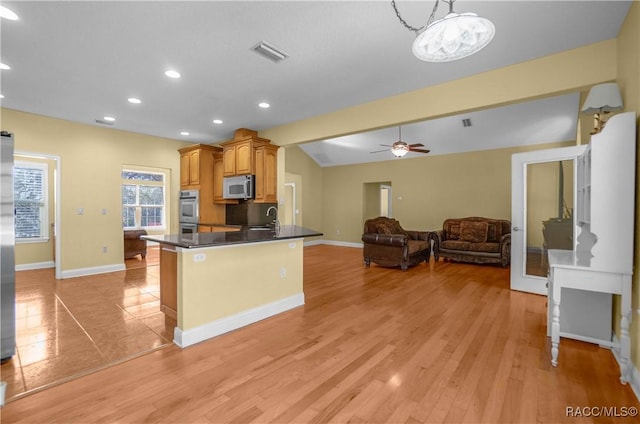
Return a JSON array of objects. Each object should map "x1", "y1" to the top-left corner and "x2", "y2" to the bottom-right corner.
[{"x1": 513, "y1": 227, "x2": 520, "y2": 231}]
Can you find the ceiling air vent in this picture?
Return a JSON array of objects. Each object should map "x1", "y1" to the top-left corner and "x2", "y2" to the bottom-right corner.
[
  {"x1": 462, "y1": 118, "x2": 472, "y2": 127},
  {"x1": 251, "y1": 41, "x2": 289, "y2": 63}
]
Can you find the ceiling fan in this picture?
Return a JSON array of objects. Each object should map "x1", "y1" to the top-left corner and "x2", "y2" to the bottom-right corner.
[{"x1": 370, "y1": 126, "x2": 431, "y2": 157}]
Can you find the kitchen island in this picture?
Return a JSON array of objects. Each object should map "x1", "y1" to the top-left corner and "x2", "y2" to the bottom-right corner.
[{"x1": 143, "y1": 225, "x2": 322, "y2": 348}]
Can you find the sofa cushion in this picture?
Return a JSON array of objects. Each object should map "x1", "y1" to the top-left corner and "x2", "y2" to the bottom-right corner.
[
  {"x1": 469, "y1": 242, "x2": 500, "y2": 253},
  {"x1": 460, "y1": 221, "x2": 488, "y2": 243},
  {"x1": 441, "y1": 240, "x2": 471, "y2": 251},
  {"x1": 445, "y1": 222, "x2": 460, "y2": 240},
  {"x1": 407, "y1": 239, "x2": 429, "y2": 255}
]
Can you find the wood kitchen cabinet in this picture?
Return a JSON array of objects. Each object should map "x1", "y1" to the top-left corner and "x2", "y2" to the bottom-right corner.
[
  {"x1": 222, "y1": 140, "x2": 254, "y2": 176},
  {"x1": 221, "y1": 128, "x2": 271, "y2": 176},
  {"x1": 254, "y1": 144, "x2": 279, "y2": 203},
  {"x1": 178, "y1": 144, "x2": 225, "y2": 223},
  {"x1": 180, "y1": 149, "x2": 200, "y2": 187},
  {"x1": 213, "y1": 152, "x2": 237, "y2": 204},
  {"x1": 159, "y1": 245, "x2": 177, "y2": 320},
  {"x1": 219, "y1": 128, "x2": 279, "y2": 203},
  {"x1": 179, "y1": 144, "x2": 219, "y2": 189},
  {"x1": 198, "y1": 224, "x2": 241, "y2": 232}
]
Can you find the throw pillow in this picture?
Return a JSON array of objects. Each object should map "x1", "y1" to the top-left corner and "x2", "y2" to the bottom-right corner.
[
  {"x1": 376, "y1": 223, "x2": 393, "y2": 235},
  {"x1": 459, "y1": 221, "x2": 488, "y2": 243},
  {"x1": 388, "y1": 219, "x2": 410, "y2": 238}
]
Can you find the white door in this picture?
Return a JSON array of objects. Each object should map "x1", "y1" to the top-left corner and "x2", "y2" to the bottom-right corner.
[
  {"x1": 511, "y1": 145, "x2": 585, "y2": 294},
  {"x1": 380, "y1": 184, "x2": 392, "y2": 217}
]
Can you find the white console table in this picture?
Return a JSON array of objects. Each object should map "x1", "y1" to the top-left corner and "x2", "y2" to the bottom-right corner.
[{"x1": 548, "y1": 249, "x2": 632, "y2": 384}]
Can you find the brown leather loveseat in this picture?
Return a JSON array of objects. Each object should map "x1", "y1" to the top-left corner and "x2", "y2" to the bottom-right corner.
[
  {"x1": 432, "y1": 217, "x2": 511, "y2": 267},
  {"x1": 362, "y1": 217, "x2": 431, "y2": 271}
]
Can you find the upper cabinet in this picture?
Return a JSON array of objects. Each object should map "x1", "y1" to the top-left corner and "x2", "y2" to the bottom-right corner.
[
  {"x1": 180, "y1": 148, "x2": 200, "y2": 187},
  {"x1": 254, "y1": 145, "x2": 279, "y2": 203},
  {"x1": 178, "y1": 144, "x2": 220, "y2": 189},
  {"x1": 220, "y1": 128, "x2": 279, "y2": 204},
  {"x1": 222, "y1": 140, "x2": 254, "y2": 176}
]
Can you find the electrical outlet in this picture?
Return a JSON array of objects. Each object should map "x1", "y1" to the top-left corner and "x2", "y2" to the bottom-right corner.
[
  {"x1": 77, "y1": 208, "x2": 84, "y2": 215},
  {"x1": 194, "y1": 253, "x2": 206, "y2": 262},
  {"x1": 102, "y1": 246, "x2": 108, "y2": 253},
  {"x1": 336, "y1": 229, "x2": 340, "y2": 235},
  {"x1": 280, "y1": 267, "x2": 286, "y2": 278},
  {"x1": 101, "y1": 208, "x2": 107, "y2": 215}
]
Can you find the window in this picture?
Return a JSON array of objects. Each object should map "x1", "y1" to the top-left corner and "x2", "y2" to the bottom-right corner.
[
  {"x1": 14, "y1": 161, "x2": 49, "y2": 242},
  {"x1": 122, "y1": 170, "x2": 165, "y2": 230}
]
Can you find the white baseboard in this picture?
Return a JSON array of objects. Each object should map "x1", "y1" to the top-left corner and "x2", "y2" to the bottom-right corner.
[
  {"x1": 174, "y1": 293, "x2": 305, "y2": 348},
  {"x1": 316, "y1": 240, "x2": 363, "y2": 248},
  {"x1": 15, "y1": 261, "x2": 54, "y2": 271},
  {"x1": 611, "y1": 333, "x2": 640, "y2": 401},
  {"x1": 60, "y1": 263, "x2": 126, "y2": 279}
]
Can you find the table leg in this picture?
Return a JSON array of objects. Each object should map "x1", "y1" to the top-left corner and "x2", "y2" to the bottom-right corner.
[
  {"x1": 619, "y1": 277, "x2": 632, "y2": 384},
  {"x1": 551, "y1": 299, "x2": 560, "y2": 367}
]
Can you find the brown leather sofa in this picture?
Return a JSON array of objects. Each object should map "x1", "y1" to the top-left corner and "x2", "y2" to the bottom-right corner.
[
  {"x1": 432, "y1": 217, "x2": 511, "y2": 267},
  {"x1": 124, "y1": 229, "x2": 148, "y2": 259},
  {"x1": 362, "y1": 217, "x2": 431, "y2": 271}
]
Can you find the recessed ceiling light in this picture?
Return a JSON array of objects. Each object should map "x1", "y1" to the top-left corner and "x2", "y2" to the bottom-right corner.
[
  {"x1": 0, "y1": 6, "x2": 19, "y2": 21},
  {"x1": 0, "y1": 63, "x2": 10, "y2": 70},
  {"x1": 0, "y1": 94, "x2": 4, "y2": 99},
  {"x1": 103, "y1": 116, "x2": 116, "y2": 122},
  {"x1": 180, "y1": 131, "x2": 190, "y2": 136},
  {"x1": 212, "y1": 119, "x2": 223, "y2": 124},
  {"x1": 165, "y1": 70, "x2": 181, "y2": 79},
  {"x1": 128, "y1": 97, "x2": 142, "y2": 104},
  {"x1": 258, "y1": 102, "x2": 270, "y2": 109}
]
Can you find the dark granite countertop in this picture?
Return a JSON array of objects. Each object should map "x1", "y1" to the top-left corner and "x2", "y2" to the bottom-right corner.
[{"x1": 142, "y1": 225, "x2": 323, "y2": 249}]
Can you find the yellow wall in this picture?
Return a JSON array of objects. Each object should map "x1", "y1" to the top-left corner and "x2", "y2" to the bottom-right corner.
[
  {"x1": 615, "y1": 0, "x2": 640, "y2": 371},
  {"x1": 2, "y1": 108, "x2": 191, "y2": 273},
  {"x1": 178, "y1": 240, "x2": 303, "y2": 330},
  {"x1": 283, "y1": 145, "x2": 324, "y2": 233}
]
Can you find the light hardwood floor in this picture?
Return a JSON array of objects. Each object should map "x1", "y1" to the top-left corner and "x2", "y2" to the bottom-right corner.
[{"x1": 1, "y1": 245, "x2": 638, "y2": 423}]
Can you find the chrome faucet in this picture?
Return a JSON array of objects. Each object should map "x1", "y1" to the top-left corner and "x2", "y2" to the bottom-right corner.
[{"x1": 266, "y1": 206, "x2": 279, "y2": 233}]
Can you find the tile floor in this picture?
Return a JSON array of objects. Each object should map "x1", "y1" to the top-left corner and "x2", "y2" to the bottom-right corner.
[{"x1": 1, "y1": 246, "x2": 175, "y2": 402}]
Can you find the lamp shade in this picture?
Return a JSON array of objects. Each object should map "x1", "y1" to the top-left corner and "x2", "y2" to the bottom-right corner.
[{"x1": 581, "y1": 83, "x2": 623, "y2": 114}]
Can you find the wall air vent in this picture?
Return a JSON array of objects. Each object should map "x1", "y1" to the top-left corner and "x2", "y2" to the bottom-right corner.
[
  {"x1": 462, "y1": 118, "x2": 472, "y2": 127},
  {"x1": 251, "y1": 41, "x2": 289, "y2": 63}
]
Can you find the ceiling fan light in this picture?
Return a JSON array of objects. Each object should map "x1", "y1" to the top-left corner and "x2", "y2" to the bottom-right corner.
[
  {"x1": 391, "y1": 144, "x2": 409, "y2": 157},
  {"x1": 412, "y1": 12, "x2": 495, "y2": 62}
]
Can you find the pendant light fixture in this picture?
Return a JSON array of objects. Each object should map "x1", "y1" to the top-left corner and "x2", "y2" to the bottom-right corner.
[{"x1": 392, "y1": 0, "x2": 495, "y2": 62}]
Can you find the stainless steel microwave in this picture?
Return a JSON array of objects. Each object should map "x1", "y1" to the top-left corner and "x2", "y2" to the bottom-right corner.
[{"x1": 223, "y1": 175, "x2": 255, "y2": 200}]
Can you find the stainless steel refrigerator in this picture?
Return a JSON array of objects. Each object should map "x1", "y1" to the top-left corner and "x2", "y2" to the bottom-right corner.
[{"x1": 1, "y1": 131, "x2": 16, "y2": 362}]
